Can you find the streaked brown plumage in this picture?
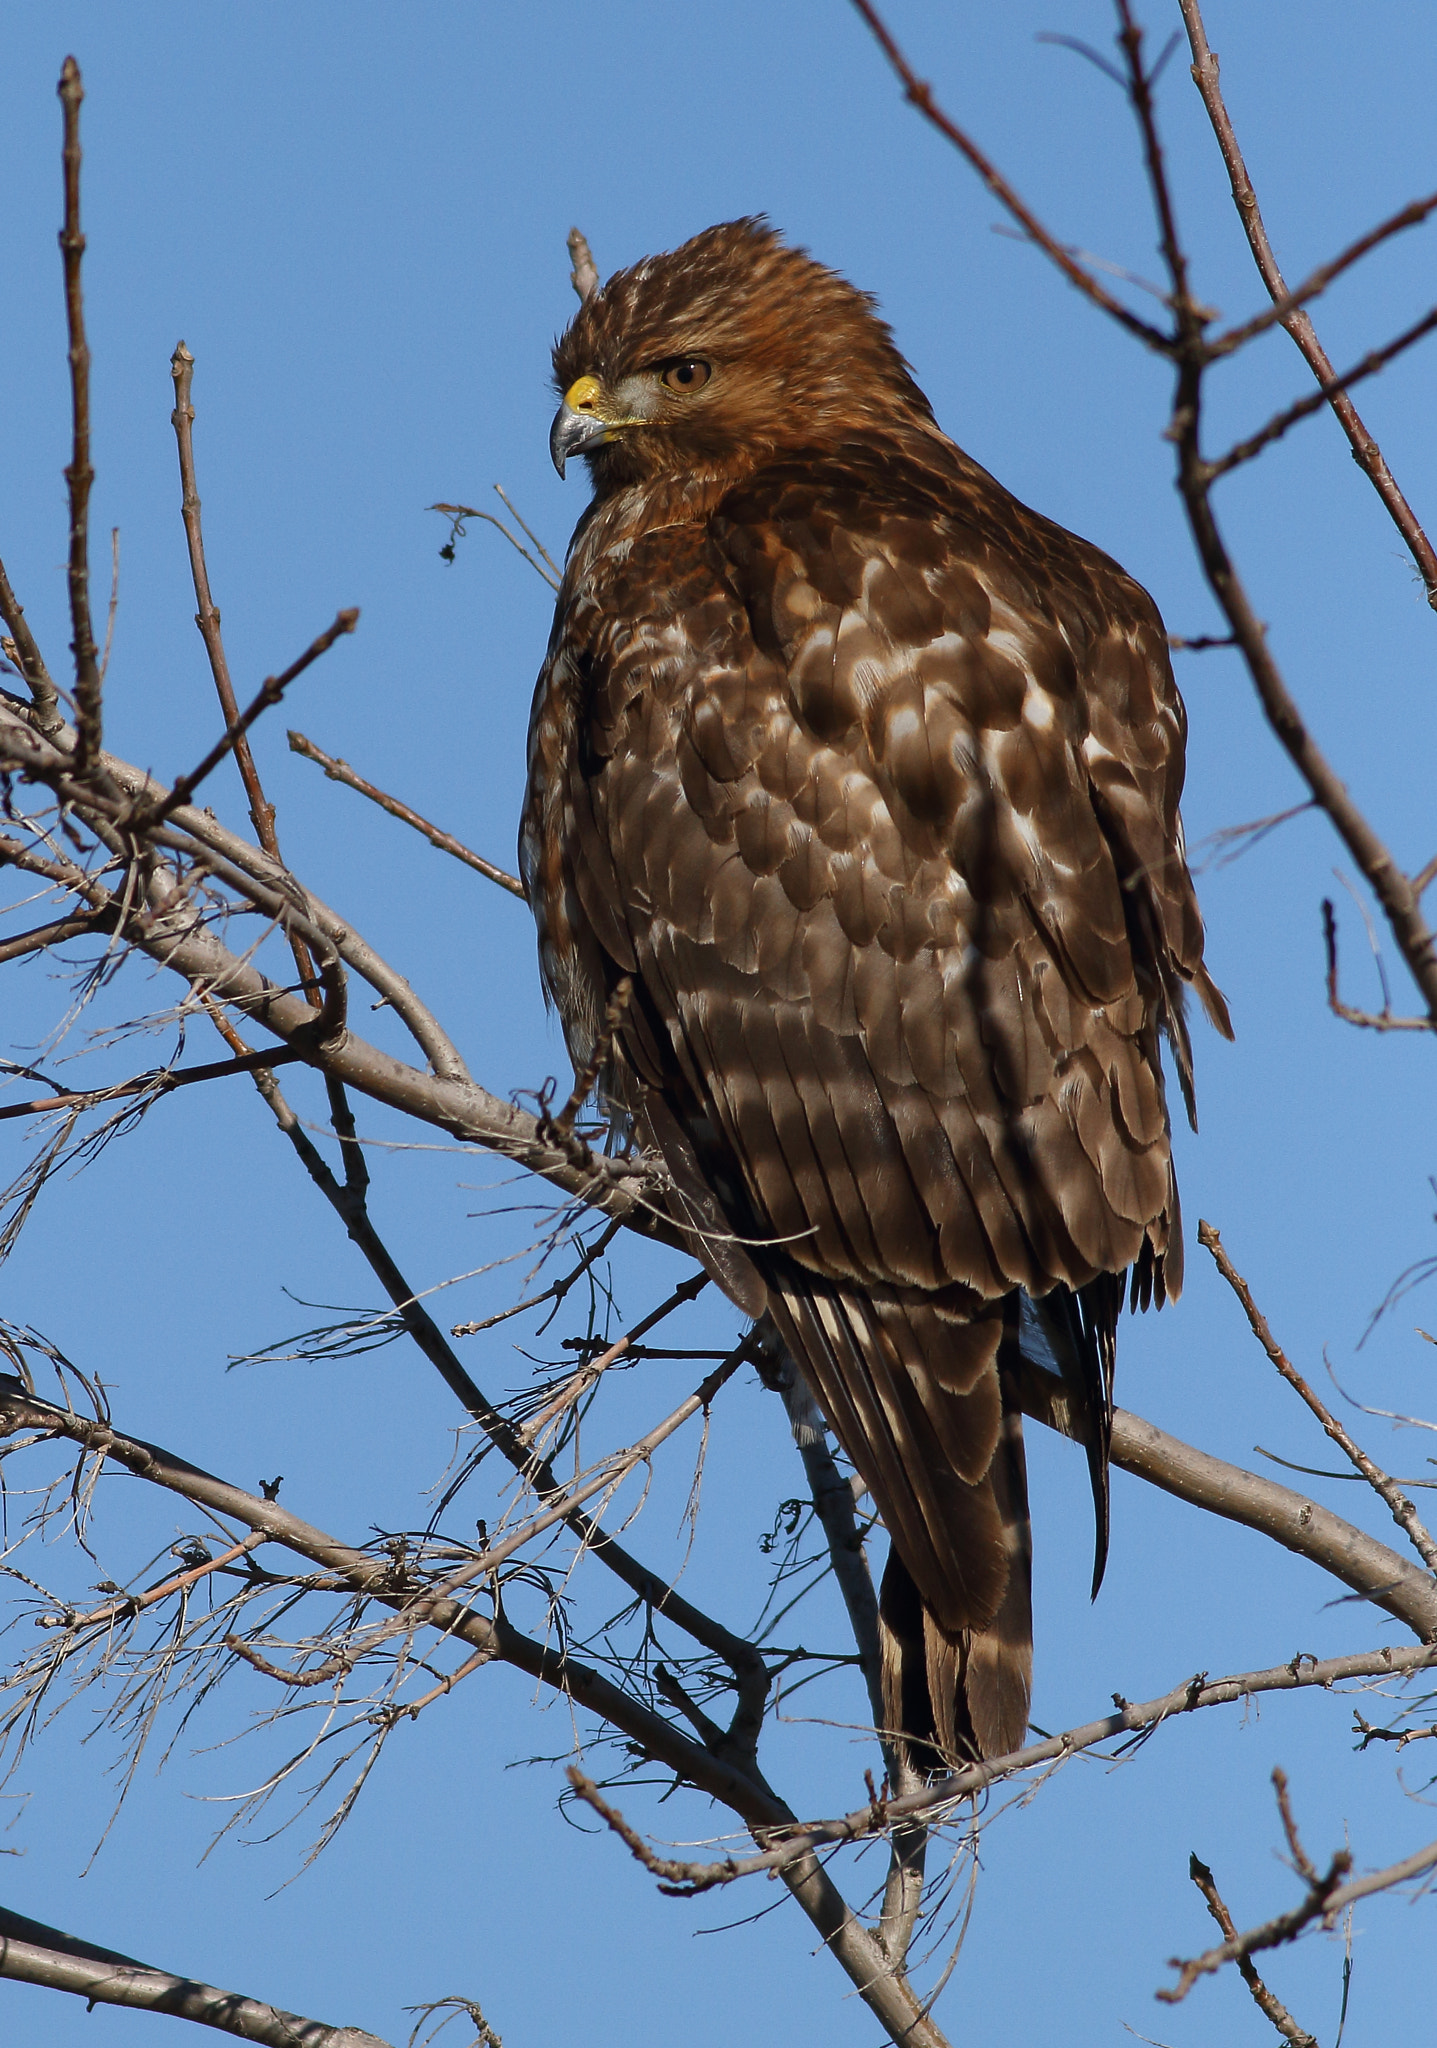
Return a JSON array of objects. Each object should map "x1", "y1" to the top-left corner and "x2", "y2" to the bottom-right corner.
[{"x1": 522, "y1": 220, "x2": 1229, "y2": 1762}]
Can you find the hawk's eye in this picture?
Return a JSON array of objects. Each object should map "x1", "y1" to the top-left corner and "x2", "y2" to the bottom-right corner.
[{"x1": 660, "y1": 359, "x2": 711, "y2": 393}]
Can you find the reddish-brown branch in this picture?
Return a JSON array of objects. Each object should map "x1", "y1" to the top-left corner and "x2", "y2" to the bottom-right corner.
[
  {"x1": 170, "y1": 341, "x2": 322, "y2": 1013},
  {"x1": 1160, "y1": 1839, "x2": 1355, "y2": 2005},
  {"x1": 141, "y1": 608, "x2": 358, "y2": 829},
  {"x1": 39, "y1": 1533, "x2": 266, "y2": 1634},
  {"x1": 1185, "y1": 1851, "x2": 1318, "y2": 2045},
  {"x1": 1205, "y1": 305, "x2": 1437, "y2": 482},
  {"x1": 1179, "y1": 0, "x2": 1437, "y2": 608},
  {"x1": 1170, "y1": 392, "x2": 1437, "y2": 1024},
  {"x1": 848, "y1": 0, "x2": 1171, "y2": 350},
  {"x1": 0, "y1": 557, "x2": 63, "y2": 732},
  {"x1": 1209, "y1": 188, "x2": 1437, "y2": 360},
  {"x1": 56, "y1": 59, "x2": 103, "y2": 776},
  {"x1": 287, "y1": 729, "x2": 525, "y2": 898}
]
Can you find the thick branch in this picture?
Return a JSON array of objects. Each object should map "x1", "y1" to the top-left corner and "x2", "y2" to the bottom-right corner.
[
  {"x1": 0, "y1": 1908, "x2": 389, "y2": 2047},
  {"x1": 1018, "y1": 1358, "x2": 1437, "y2": 1639}
]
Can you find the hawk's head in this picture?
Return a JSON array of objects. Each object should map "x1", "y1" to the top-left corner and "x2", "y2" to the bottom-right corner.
[{"x1": 549, "y1": 218, "x2": 937, "y2": 492}]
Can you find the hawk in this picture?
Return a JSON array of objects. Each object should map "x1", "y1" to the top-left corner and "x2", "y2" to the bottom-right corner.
[{"x1": 522, "y1": 220, "x2": 1228, "y2": 1763}]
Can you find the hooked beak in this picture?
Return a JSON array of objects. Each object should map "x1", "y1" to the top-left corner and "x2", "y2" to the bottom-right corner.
[{"x1": 550, "y1": 374, "x2": 611, "y2": 478}]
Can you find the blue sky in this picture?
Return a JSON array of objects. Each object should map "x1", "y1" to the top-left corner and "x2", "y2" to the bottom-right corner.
[{"x1": 3, "y1": 5, "x2": 1435, "y2": 2044}]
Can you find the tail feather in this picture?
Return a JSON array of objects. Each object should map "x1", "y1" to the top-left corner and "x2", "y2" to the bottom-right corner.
[
  {"x1": 763, "y1": 1260, "x2": 1035, "y2": 1763},
  {"x1": 877, "y1": 1368, "x2": 1033, "y2": 1766}
]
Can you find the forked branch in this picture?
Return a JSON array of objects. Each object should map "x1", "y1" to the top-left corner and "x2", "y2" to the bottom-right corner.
[{"x1": 1178, "y1": 0, "x2": 1437, "y2": 608}]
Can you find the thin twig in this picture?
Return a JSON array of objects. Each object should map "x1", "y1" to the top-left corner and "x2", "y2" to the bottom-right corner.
[
  {"x1": 1272, "y1": 1767, "x2": 1318, "y2": 1883},
  {"x1": 0, "y1": 556, "x2": 63, "y2": 731},
  {"x1": 547, "y1": 1642, "x2": 1437, "y2": 1892},
  {"x1": 1209, "y1": 188, "x2": 1437, "y2": 360},
  {"x1": 39, "y1": 1532, "x2": 266, "y2": 1633},
  {"x1": 247, "y1": 1068, "x2": 766, "y2": 1747},
  {"x1": 1322, "y1": 899, "x2": 1433, "y2": 1032},
  {"x1": 97, "y1": 526, "x2": 119, "y2": 684},
  {"x1": 1161, "y1": 1844, "x2": 1353, "y2": 2004},
  {"x1": 848, "y1": 0, "x2": 1172, "y2": 350},
  {"x1": 170, "y1": 340, "x2": 321, "y2": 1010},
  {"x1": 1205, "y1": 305, "x2": 1437, "y2": 482},
  {"x1": 287, "y1": 730, "x2": 525, "y2": 898},
  {"x1": 0, "y1": 1046, "x2": 309, "y2": 1124},
  {"x1": 1352, "y1": 1710, "x2": 1437, "y2": 1752},
  {"x1": 56, "y1": 58, "x2": 103, "y2": 776},
  {"x1": 1178, "y1": 0, "x2": 1437, "y2": 608},
  {"x1": 1199, "y1": 1221, "x2": 1437, "y2": 1574},
  {"x1": 429, "y1": 503, "x2": 560, "y2": 590},
  {"x1": 516, "y1": 1266, "x2": 709, "y2": 1447},
  {"x1": 493, "y1": 484, "x2": 562, "y2": 579},
  {"x1": 1186, "y1": 1852, "x2": 1318, "y2": 2045},
  {"x1": 449, "y1": 1218, "x2": 621, "y2": 1336},
  {"x1": 0, "y1": 1379, "x2": 941, "y2": 2047},
  {"x1": 143, "y1": 608, "x2": 358, "y2": 828}
]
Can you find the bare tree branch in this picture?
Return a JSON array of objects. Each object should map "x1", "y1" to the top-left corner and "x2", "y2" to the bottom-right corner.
[
  {"x1": 0, "y1": 1906, "x2": 391, "y2": 2046},
  {"x1": 170, "y1": 339, "x2": 323, "y2": 1014},
  {"x1": 0, "y1": 1377, "x2": 957, "y2": 2048},
  {"x1": 0, "y1": 1045, "x2": 308, "y2": 1123},
  {"x1": 1199, "y1": 1220, "x2": 1437, "y2": 1573},
  {"x1": 287, "y1": 731, "x2": 526, "y2": 898},
  {"x1": 1323, "y1": 898, "x2": 1433, "y2": 1032},
  {"x1": 1184, "y1": 1853, "x2": 1318, "y2": 2046},
  {"x1": 1205, "y1": 305, "x2": 1437, "y2": 482},
  {"x1": 56, "y1": 59, "x2": 104, "y2": 776},
  {"x1": 143, "y1": 610, "x2": 359, "y2": 829},
  {"x1": 1178, "y1": 0, "x2": 1437, "y2": 609},
  {"x1": 0, "y1": 555, "x2": 63, "y2": 733},
  {"x1": 1209, "y1": 189, "x2": 1437, "y2": 360},
  {"x1": 1018, "y1": 1356, "x2": 1437, "y2": 1640},
  {"x1": 848, "y1": 0, "x2": 1172, "y2": 349},
  {"x1": 549, "y1": 1642, "x2": 1437, "y2": 1892}
]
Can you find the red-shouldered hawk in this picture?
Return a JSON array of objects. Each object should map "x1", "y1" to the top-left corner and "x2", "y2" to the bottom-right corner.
[{"x1": 522, "y1": 220, "x2": 1229, "y2": 1763}]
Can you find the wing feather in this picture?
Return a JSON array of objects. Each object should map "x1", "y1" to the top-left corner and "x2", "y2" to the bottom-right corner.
[{"x1": 524, "y1": 437, "x2": 1222, "y2": 1753}]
